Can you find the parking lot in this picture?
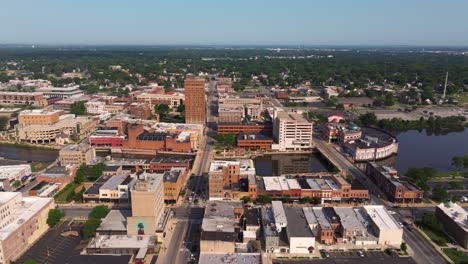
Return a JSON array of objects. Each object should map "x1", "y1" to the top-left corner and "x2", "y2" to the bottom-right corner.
[
  {"x1": 15, "y1": 220, "x2": 131, "y2": 264},
  {"x1": 325, "y1": 250, "x2": 396, "y2": 259}
]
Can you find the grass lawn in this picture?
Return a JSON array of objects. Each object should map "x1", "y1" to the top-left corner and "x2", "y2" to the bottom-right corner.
[
  {"x1": 54, "y1": 183, "x2": 79, "y2": 203},
  {"x1": 442, "y1": 248, "x2": 468, "y2": 264},
  {"x1": 420, "y1": 226, "x2": 448, "y2": 246},
  {"x1": 30, "y1": 161, "x2": 52, "y2": 172}
]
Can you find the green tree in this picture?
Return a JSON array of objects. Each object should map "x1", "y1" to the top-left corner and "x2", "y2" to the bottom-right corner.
[
  {"x1": 240, "y1": 196, "x2": 251, "y2": 204},
  {"x1": 432, "y1": 186, "x2": 448, "y2": 202},
  {"x1": 256, "y1": 195, "x2": 272, "y2": 204},
  {"x1": 83, "y1": 218, "x2": 101, "y2": 239},
  {"x1": 90, "y1": 205, "x2": 110, "y2": 219},
  {"x1": 335, "y1": 104, "x2": 345, "y2": 111},
  {"x1": 154, "y1": 104, "x2": 170, "y2": 115},
  {"x1": 452, "y1": 156, "x2": 465, "y2": 171},
  {"x1": 70, "y1": 101, "x2": 87, "y2": 115},
  {"x1": 359, "y1": 112, "x2": 378, "y2": 126},
  {"x1": 47, "y1": 209, "x2": 64, "y2": 227},
  {"x1": 11, "y1": 180, "x2": 21, "y2": 188},
  {"x1": 452, "y1": 194, "x2": 461, "y2": 202},
  {"x1": 23, "y1": 259, "x2": 38, "y2": 264},
  {"x1": 400, "y1": 242, "x2": 407, "y2": 252},
  {"x1": 0, "y1": 116, "x2": 9, "y2": 131}
]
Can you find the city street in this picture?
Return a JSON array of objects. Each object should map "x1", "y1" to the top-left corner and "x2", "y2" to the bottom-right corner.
[{"x1": 157, "y1": 80, "x2": 216, "y2": 264}]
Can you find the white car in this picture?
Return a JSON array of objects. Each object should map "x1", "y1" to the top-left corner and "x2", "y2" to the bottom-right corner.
[{"x1": 388, "y1": 210, "x2": 396, "y2": 215}]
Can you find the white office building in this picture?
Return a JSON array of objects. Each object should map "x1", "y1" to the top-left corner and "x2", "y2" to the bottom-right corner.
[{"x1": 273, "y1": 111, "x2": 313, "y2": 151}]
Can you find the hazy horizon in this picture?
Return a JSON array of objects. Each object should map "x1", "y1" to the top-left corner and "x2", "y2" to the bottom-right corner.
[{"x1": 1, "y1": 0, "x2": 468, "y2": 46}]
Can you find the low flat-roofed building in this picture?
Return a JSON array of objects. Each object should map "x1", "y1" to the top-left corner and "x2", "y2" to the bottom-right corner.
[
  {"x1": 146, "y1": 156, "x2": 192, "y2": 173},
  {"x1": 198, "y1": 253, "x2": 261, "y2": 264},
  {"x1": 333, "y1": 207, "x2": 371, "y2": 244},
  {"x1": 200, "y1": 201, "x2": 243, "y2": 253},
  {"x1": 0, "y1": 92, "x2": 48, "y2": 107},
  {"x1": 283, "y1": 206, "x2": 315, "y2": 254},
  {"x1": 363, "y1": 205, "x2": 403, "y2": 246},
  {"x1": 36, "y1": 166, "x2": 74, "y2": 185},
  {"x1": 271, "y1": 201, "x2": 287, "y2": 231},
  {"x1": 0, "y1": 192, "x2": 54, "y2": 264},
  {"x1": 59, "y1": 143, "x2": 96, "y2": 167},
  {"x1": 86, "y1": 234, "x2": 156, "y2": 255},
  {"x1": 435, "y1": 202, "x2": 468, "y2": 249},
  {"x1": 162, "y1": 167, "x2": 187, "y2": 203},
  {"x1": 0, "y1": 164, "x2": 32, "y2": 183},
  {"x1": 96, "y1": 210, "x2": 132, "y2": 236},
  {"x1": 236, "y1": 133, "x2": 273, "y2": 150},
  {"x1": 28, "y1": 181, "x2": 59, "y2": 197},
  {"x1": 99, "y1": 172, "x2": 135, "y2": 203}
]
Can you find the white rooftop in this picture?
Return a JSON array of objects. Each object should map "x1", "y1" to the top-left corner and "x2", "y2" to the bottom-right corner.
[
  {"x1": 0, "y1": 193, "x2": 53, "y2": 241},
  {"x1": 271, "y1": 201, "x2": 287, "y2": 230},
  {"x1": 87, "y1": 234, "x2": 155, "y2": 249},
  {"x1": 334, "y1": 207, "x2": 367, "y2": 231},
  {"x1": 437, "y1": 202, "x2": 468, "y2": 231},
  {"x1": 209, "y1": 160, "x2": 255, "y2": 176},
  {"x1": 198, "y1": 253, "x2": 261, "y2": 264},
  {"x1": 363, "y1": 205, "x2": 401, "y2": 231}
]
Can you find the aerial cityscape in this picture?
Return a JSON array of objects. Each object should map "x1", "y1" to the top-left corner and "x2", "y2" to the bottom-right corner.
[{"x1": 1, "y1": 1, "x2": 468, "y2": 264}]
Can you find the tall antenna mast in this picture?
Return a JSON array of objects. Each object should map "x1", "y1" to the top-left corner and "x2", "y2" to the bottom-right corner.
[{"x1": 443, "y1": 71, "x2": 448, "y2": 99}]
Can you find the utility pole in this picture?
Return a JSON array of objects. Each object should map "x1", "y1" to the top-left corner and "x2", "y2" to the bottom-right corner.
[{"x1": 443, "y1": 71, "x2": 448, "y2": 99}]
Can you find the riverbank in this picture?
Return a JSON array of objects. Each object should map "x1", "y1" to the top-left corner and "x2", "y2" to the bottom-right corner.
[{"x1": 0, "y1": 141, "x2": 62, "y2": 150}]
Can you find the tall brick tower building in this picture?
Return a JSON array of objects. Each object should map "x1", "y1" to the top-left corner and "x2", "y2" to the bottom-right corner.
[{"x1": 184, "y1": 74, "x2": 206, "y2": 125}]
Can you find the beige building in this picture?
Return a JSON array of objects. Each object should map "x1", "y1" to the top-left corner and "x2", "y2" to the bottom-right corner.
[
  {"x1": 273, "y1": 111, "x2": 313, "y2": 151},
  {"x1": 18, "y1": 109, "x2": 62, "y2": 126},
  {"x1": 208, "y1": 160, "x2": 256, "y2": 201},
  {"x1": 0, "y1": 192, "x2": 54, "y2": 264},
  {"x1": 136, "y1": 93, "x2": 184, "y2": 109},
  {"x1": 59, "y1": 144, "x2": 96, "y2": 166},
  {"x1": 184, "y1": 75, "x2": 206, "y2": 125},
  {"x1": 218, "y1": 97, "x2": 263, "y2": 120},
  {"x1": 218, "y1": 105, "x2": 244, "y2": 123},
  {"x1": 17, "y1": 115, "x2": 97, "y2": 144},
  {"x1": 127, "y1": 173, "x2": 164, "y2": 236}
]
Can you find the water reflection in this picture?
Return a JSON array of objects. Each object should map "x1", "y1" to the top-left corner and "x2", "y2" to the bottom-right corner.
[{"x1": 254, "y1": 153, "x2": 330, "y2": 176}]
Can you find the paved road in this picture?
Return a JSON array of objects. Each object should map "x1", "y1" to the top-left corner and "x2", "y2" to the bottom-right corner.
[{"x1": 158, "y1": 80, "x2": 216, "y2": 264}]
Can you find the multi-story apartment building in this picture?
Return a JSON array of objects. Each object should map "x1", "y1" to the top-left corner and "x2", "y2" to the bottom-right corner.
[
  {"x1": 59, "y1": 143, "x2": 96, "y2": 167},
  {"x1": 0, "y1": 192, "x2": 54, "y2": 264},
  {"x1": 18, "y1": 109, "x2": 61, "y2": 126},
  {"x1": 273, "y1": 112, "x2": 313, "y2": 151},
  {"x1": 163, "y1": 167, "x2": 187, "y2": 203},
  {"x1": 0, "y1": 92, "x2": 48, "y2": 107},
  {"x1": 208, "y1": 160, "x2": 256, "y2": 201},
  {"x1": 184, "y1": 75, "x2": 206, "y2": 125},
  {"x1": 366, "y1": 162, "x2": 423, "y2": 203},
  {"x1": 127, "y1": 173, "x2": 165, "y2": 236}
]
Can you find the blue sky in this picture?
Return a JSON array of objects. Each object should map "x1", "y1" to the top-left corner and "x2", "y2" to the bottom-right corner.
[{"x1": 2, "y1": 0, "x2": 468, "y2": 46}]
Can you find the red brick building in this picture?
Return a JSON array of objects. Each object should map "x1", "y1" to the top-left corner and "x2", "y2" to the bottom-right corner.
[
  {"x1": 218, "y1": 122, "x2": 273, "y2": 136},
  {"x1": 236, "y1": 133, "x2": 273, "y2": 150}
]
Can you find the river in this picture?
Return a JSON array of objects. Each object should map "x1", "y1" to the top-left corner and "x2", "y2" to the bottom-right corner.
[
  {"x1": 394, "y1": 128, "x2": 468, "y2": 173},
  {"x1": 0, "y1": 145, "x2": 59, "y2": 165}
]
